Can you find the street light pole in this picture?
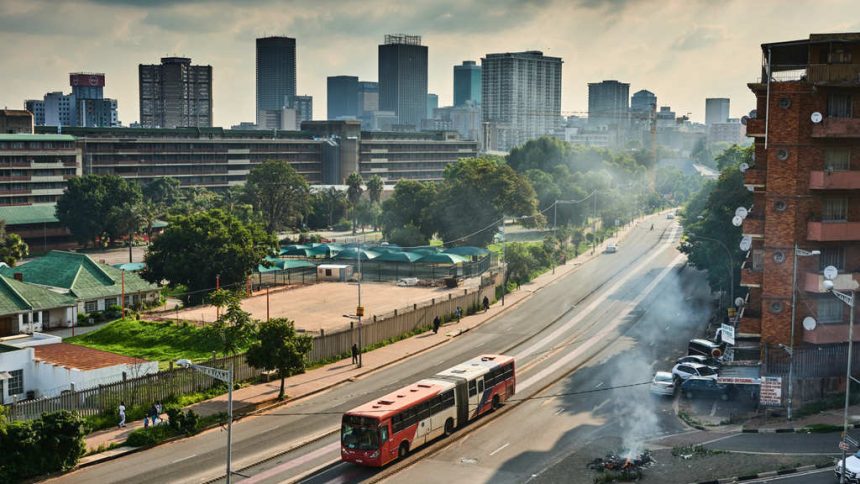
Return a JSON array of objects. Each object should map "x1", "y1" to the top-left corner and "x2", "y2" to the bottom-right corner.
[
  {"x1": 788, "y1": 244, "x2": 820, "y2": 421},
  {"x1": 833, "y1": 288, "x2": 856, "y2": 484},
  {"x1": 501, "y1": 217, "x2": 506, "y2": 306},
  {"x1": 357, "y1": 243, "x2": 363, "y2": 367}
]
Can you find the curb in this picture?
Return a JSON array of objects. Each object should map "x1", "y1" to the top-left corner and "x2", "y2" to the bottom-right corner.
[
  {"x1": 741, "y1": 422, "x2": 859, "y2": 433},
  {"x1": 689, "y1": 462, "x2": 833, "y2": 483}
]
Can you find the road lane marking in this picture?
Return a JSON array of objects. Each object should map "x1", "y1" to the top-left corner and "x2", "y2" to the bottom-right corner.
[
  {"x1": 518, "y1": 254, "x2": 686, "y2": 392},
  {"x1": 710, "y1": 402, "x2": 718, "y2": 417},
  {"x1": 171, "y1": 453, "x2": 197, "y2": 464},
  {"x1": 242, "y1": 441, "x2": 341, "y2": 484},
  {"x1": 594, "y1": 381, "x2": 604, "y2": 389},
  {"x1": 592, "y1": 398, "x2": 610, "y2": 412},
  {"x1": 489, "y1": 443, "x2": 510, "y2": 456},
  {"x1": 515, "y1": 224, "x2": 680, "y2": 361}
]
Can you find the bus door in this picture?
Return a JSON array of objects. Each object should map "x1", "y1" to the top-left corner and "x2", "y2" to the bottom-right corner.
[
  {"x1": 453, "y1": 380, "x2": 469, "y2": 427},
  {"x1": 474, "y1": 378, "x2": 485, "y2": 415}
]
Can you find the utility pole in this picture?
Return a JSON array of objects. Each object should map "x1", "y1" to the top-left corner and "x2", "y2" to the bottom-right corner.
[{"x1": 501, "y1": 218, "x2": 506, "y2": 306}]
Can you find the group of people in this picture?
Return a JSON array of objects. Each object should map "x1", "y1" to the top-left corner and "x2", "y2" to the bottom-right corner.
[{"x1": 117, "y1": 400, "x2": 164, "y2": 429}]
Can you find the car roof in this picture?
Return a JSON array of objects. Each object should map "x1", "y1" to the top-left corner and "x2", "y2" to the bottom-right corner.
[
  {"x1": 690, "y1": 338, "x2": 719, "y2": 347},
  {"x1": 654, "y1": 371, "x2": 673, "y2": 378},
  {"x1": 679, "y1": 362, "x2": 710, "y2": 369}
]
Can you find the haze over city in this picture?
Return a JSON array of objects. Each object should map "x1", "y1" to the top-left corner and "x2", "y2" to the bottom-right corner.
[{"x1": 2, "y1": 0, "x2": 858, "y2": 125}]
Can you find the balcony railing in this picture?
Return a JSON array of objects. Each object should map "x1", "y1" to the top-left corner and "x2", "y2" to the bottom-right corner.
[
  {"x1": 807, "y1": 221, "x2": 860, "y2": 241},
  {"x1": 807, "y1": 64, "x2": 860, "y2": 84},
  {"x1": 803, "y1": 271, "x2": 860, "y2": 292},
  {"x1": 809, "y1": 170, "x2": 860, "y2": 189},
  {"x1": 811, "y1": 118, "x2": 860, "y2": 138}
]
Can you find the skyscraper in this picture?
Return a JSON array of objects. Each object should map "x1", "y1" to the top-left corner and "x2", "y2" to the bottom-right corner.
[
  {"x1": 481, "y1": 51, "x2": 562, "y2": 151},
  {"x1": 139, "y1": 57, "x2": 212, "y2": 128},
  {"x1": 70, "y1": 73, "x2": 119, "y2": 127},
  {"x1": 587, "y1": 80, "x2": 630, "y2": 127},
  {"x1": 454, "y1": 60, "x2": 481, "y2": 106},
  {"x1": 287, "y1": 95, "x2": 313, "y2": 125},
  {"x1": 378, "y1": 34, "x2": 428, "y2": 129},
  {"x1": 256, "y1": 37, "x2": 297, "y2": 125},
  {"x1": 427, "y1": 93, "x2": 438, "y2": 119},
  {"x1": 357, "y1": 81, "x2": 379, "y2": 115},
  {"x1": 327, "y1": 76, "x2": 360, "y2": 119},
  {"x1": 705, "y1": 98, "x2": 730, "y2": 125},
  {"x1": 630, "y1": 89, "x2": 657, "y2": 113}
]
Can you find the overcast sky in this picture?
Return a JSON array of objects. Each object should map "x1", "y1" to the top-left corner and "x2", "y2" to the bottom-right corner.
[{"x1": 1, "y1": 0, "x2": 858, "y2": 127}]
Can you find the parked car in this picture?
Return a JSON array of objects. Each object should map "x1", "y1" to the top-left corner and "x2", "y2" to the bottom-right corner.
[
  {"x1": 681, "y1": 377, "x2": 737, "y2": 401},
  {"x1": 666, "y1": 213, "x2": 675, "y2": 219},
  {"x1": 835, "y1": 451, "x2": 860, "y2": 483},
  {"x1": 604, "y1": 242, "x2": 617, "y2": 253},
  {"x1": 649, "y1": 371, "x2": 675, "y2": 396},
  {"x1": 688, "y1": 338, "x2": 725, "y2": 358},
  {"x1": 675, "y1": 355, "x2": 721, "y2": 370},
  {"x1": 672, "y1": 362, "x2": 718, "y2": 381}
]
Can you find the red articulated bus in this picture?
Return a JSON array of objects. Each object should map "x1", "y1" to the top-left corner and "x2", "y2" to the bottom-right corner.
[{"x1": 341, "y1": 354, "x2": 515, "y2": 467}]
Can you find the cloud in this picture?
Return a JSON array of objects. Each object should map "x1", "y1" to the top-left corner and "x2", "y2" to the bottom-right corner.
[{"x1": 672, "y1": 26, "x2": 726, "y2": 51}]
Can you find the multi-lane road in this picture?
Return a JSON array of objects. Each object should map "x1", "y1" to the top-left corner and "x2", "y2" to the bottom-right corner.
[{"x1": 54, "y1": 214, "x2": 713, "y2": 484}]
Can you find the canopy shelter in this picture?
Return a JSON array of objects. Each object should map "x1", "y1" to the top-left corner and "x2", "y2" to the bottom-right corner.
[
  {"x1": 332, "y1": 248, "x2": 381, "y2": 261},
  {"x1": 374, "y1": 251, "x2": 423, "y2": 263},
  {"x1": 254, "y1": 258, "x2": 316, "y2": 287},
  {"x1": 307, "y1": 243, "x2": 344, "y2": 258},
  {"x1": 442, "y1": 246, "x2": 490, "y2": 257},
  {"x1": 279, "y1": 244, "x2": 310, "y2": 256},
  {"x1": 280, "y1": 247, "x2": 317, "y2": 258},
  {"x1": 416, "y1": 253, "x2": 468, "y2": 264}
]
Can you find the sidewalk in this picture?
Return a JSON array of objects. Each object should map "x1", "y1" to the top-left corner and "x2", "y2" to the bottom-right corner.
[{"x1": 82, "y1": 215, "x2": 650, "y2": 456}]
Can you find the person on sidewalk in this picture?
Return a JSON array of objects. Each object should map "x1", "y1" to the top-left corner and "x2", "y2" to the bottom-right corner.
[
  {"x1": 455, "y1": 306, "x2": 462, "y2": 323},
  {"x1": 433, "y1": 316, "x2": 441, "y2": 334},
  {"x1": 482, "y1": 296, "x2": 490, "y2": 312},
  {"x1": 155, "y1": 401, "x2": 163, "y2": 424},
  {"x1": 148, "y1": 404, "x2": 158, "y2": 426},
  {"x1": 118, "y1": 401, "x2": 126, "y2": 428},
  {"x1": 351, "y1": 343, "x2": 359, "y2": 365}
]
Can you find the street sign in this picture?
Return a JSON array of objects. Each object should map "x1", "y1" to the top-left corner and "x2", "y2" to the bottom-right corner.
[
  {"x1": 846, "y1": 435, "x2": 859, "y2": 446},
  {"x1": 840, "y1": 441, "x2": 850, "y2": 452},
  {"x1": 760, "y1": 376, "x2": 783, "y2": 406},
  {"x1": 720, "y1": 323, "x2": 735, "y2": 345}
]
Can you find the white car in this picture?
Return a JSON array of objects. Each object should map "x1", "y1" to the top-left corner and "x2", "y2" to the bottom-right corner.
[
  {"x1": 675, "y1": 355, "x2": 721, "y2": 371},
  {"x1": 649, "y1": 371, "x2": 675, "y2": 396},
  {"x1": 671, "y1": 362, "x2": 718, "y2": 382},
  {"x1": 836, "y1": 452, "x2": 860, "y2": 483},
  {"x1": 604, "y1": 243, "x2": 617, "y2": 254}
]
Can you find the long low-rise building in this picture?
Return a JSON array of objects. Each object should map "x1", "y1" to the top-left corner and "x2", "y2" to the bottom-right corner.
[
  {"x1": 35, "y1": 122, "x2": 479, "y2": 189},
  {"x1": 0, "y1": 134, "x2": 81, "y2": 206}
]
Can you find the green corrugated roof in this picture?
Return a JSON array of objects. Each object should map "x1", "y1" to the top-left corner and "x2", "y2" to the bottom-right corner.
[
  {"x1": 0, "y1": 275, "x2": 76, "y2": 315},
  {"x1": 0, "y1": 203, "x2": 59, "y2": 225},
  {"x1": 0, "y1": 251, "x2": 158, "y2": 300},
  {"x1": 0, "y1": 134, "x2": 75, "y2": 142}
]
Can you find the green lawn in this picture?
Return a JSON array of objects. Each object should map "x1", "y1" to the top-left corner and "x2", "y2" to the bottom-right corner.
[{"x1": 66, "y1": 318, "x2": 229, "y2": 366}]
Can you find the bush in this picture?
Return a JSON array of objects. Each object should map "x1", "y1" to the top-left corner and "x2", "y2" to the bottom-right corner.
[
  {"x1": 126, "y1": 425, "x2": 173, "y2": 447},
  {"x1": 165, "y1": 408, "x2": 200, "y2": 435},
  {"x1": 333, "y1": 219, "x2": 352, "y2": 232},
  {"x1": 0, "y1": 410, "x2": 86, "y2": 481},
  {"x1": 104, "y1": 304, "x2": 123, "y2": 320}
]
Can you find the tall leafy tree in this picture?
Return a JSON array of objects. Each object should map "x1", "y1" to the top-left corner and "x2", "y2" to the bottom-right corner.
[
  {"x1": 56, "y1": 175, "x2": 143, "y2": 246},
  {"x1": 246, "y1": 318, "x2": 313, "y2": 400},
  {"x1": 0, "y1": 221, "x2": 28, "y2": 266},
  {"x1": 307, "y1": 187, "x2": 348, "y2": 229},
  {"x1": 366, "y1": 174, "x2": 384, "y2": 204},
  {"x1": 243, "y1": 160, "x2": 311, "y2": 233},
  {"x1": 380, "y1": 180, "x2": 438, "y2": 244},
  {"x1": 345, "y1": 172, "x2": 364, "y2": 234},
  {"x1": 143, "y1": 209, "x2": 276, "y2": 304},
  {"x1": 142, "y1": 177, "x2": 183, "y2": 215}
]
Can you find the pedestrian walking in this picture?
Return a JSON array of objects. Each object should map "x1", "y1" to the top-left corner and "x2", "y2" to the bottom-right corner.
[
  {"x1": 433, "y1": 315, "x2": 441, "y2": 334},
  {"x1": 455, "y1": 306, "x2": 462, "y2": 323},
  {"x1": 148, "y1": 404, "x2": 158, "y2": 426},
  {"x1": 118, "y1": 401, "x2": 126, "y2": 428},
  {"x1": 143, "y1": 415, "x2": 149, "y2": 429},
  {"x1": 155, "y1": 401, "x2": 163, "y2": 424},
  {"x1": 482, "y1": 296, "x2": 490, "y2": 312},
  {"x1": 351, "y1": 343, "x2": 359, "y2": 365}
]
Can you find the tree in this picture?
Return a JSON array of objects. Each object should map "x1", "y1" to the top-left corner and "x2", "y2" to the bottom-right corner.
[
  {"x1": 0, "y1": 221, "x2": 28, "y2": 266},
  {"x1": 208, "y1": 290, "x2": 255, "y2": 357},
  {"x1": 366, "y1": 174, "x2": 384, "y2": 204},
  {"x1": 143, "y1": 209, "x2": 276, "y2": 305},
  {"x1": 435, "y1": 156, "x2": 542, "y2": 246},
  {"x1": 354, "y1": 200, "x2": 381, "y2": 232},
  {"x1": 142, "y1": 177, "x2": 183, "y2": 215},
  {"x1": 246, "y1": 318, "x2": 313, "y2": 400},
  {"x1": 345, "y1": 172, "x2": 364, "y2": 234},
  {"x1": 56, "y1": 175, "x2": 143, "y2": 246},
  {"x1": 307, "y1": 187, "x2": 348, "y2": 229},
  {"x1": 243, "y1": 160, "x2": 311, "y2": 233},
  {"x1": 380, "y1": 180, "x2": 438, "y2": 244},
  {"x1": 0, "y1": 410, "x2": 86, "y2": 481}
]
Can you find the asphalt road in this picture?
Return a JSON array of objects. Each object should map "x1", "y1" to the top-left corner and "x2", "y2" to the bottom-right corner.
[{"x1": 52, "y1": 215, "x2": 686, "y2": 484}]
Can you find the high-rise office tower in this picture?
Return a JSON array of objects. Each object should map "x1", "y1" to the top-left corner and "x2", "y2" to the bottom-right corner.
[
  {"x1": 454, "y1": 60, "x2": 481, "y2": 106},
  {"x1": 139, "y1": 57, "x2": 212, "y2": 128},
  {"x1": 70, "y1": 73, "x2": 118, "y2": 127},
  {"x1": 357, "y1": 81, "x2": 379, "y2": 115},
  {"x1": 587, "y1": 80, "x2": 630, "y2": 127},
  {"x1": 427, "y1": 93, "x2": 438, "y2": 119},
  {"x1": 25, "y1": 100, "x2": 45, "y2": 126},
  {"x1": 705, "y1": 98, "x2": 731, "y2": 125},
  {"x1": 327, "y1": 76, "x2": 360, "y2": 119},
  {"x1": 378, "y1": 34, "x2": 428, "y2": 129},
  {"x1": 287, "y1": 95, "x2": 313, "y2": 124},
  {"x1": 481, "y1": 51, "x2": 562, "y2": 151},
  {"x1": 256, "y1": 37, "x2": 297, "y2": 126},
  {"x1": 630, "y1": 89, "x2": 657, "y2": 113}
]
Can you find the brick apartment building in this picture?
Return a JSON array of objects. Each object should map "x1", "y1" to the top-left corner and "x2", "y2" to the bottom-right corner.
[{"x1": 741, "y1": 33, "x2": 860, "y2": 351}]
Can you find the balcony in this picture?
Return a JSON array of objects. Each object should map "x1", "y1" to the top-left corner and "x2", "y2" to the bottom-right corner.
[
  {"x1": 803, "y1": 272, "x2": 860, "y2": 292},
  {"x1": 807, "y1": 221, "x2": 860, "y2": 241},
  {"x1": 804, "y1": 322, "x2": 860, "y2": 345},
  {"x1": 811, "y1": 118, "x2": 860, "y2": 138},
  {"x1": 741, "y1": 262, "x2": 763, "y2": 288},
  {"x1": 744, "y1": 169, "x2": 766, "y2": 188},
  {"x1": 742, "y1": 217, "x2": 764, "y2": 238},
  {"x1": 807, "y1": 64, "x2": 860, "y2": 84},
  {"x1": 745, "y1": 118, "x2": 765, "y2": 137},
  {"x1": 809, "y1": 170, "x2": 860, "y2": 189}
]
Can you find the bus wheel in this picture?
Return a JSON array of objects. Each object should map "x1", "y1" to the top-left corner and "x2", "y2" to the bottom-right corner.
[
  {"x1": 492, "y1": 395, "x2": 501, "y2": 410},
  {"x1": 398, "y1": 442, "x2": 410, "y2": 459},
  {"x1": 444, "y1": 418, "x2": 455, "y2": 436}
]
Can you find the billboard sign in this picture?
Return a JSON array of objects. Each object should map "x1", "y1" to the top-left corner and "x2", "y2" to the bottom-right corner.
[
  {"x1": 760, "y1": 376, "x2": 782, "y2": 406},
  {"x1": 70, "y1": 73, "x2": 105, "y2": 87}
]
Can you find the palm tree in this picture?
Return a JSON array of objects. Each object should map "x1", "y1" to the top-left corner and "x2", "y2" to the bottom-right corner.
[{"x1": 345, "y1": 172, "x2": 364, "y2": 234}]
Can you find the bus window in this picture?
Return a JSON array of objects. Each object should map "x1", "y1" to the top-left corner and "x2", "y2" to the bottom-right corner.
[
  {"x1": 468, "y1": 380, "x2": 477, "y2": 397},
  {"x1": 379, "y1": 425, "x2": 389, "y2": 444},
  {"x1": 477, "y1": 379, "x2": 484, "y2": 394},
  {"x1": 342, "y1": 416, "x2": 380, "y2": 450}
]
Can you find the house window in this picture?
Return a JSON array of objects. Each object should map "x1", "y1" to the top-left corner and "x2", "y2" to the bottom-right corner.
[
  {"x1": 104, "y1": 298, "x2": 117, "y2": 308},
  {"x1": 84, "y1": 300, "x2": 98, "y2": 313},
  {"x1": 829, "y1": 49, "x2": 853, "y2": 64},
  {"x1": 823, "y1": 198, "x2": 848, "y2": 221},
  {"x1": 825, "y1": 148, "x2": 851, "y2": 172},
  {"x1": 828, "y1": 94, "x2": 852, "y2": 118},
  {"x1": 819, "y1": 247, "x2": 845, "y2": 271},
  {"x1": 7, "y1": 369, "x2": 23, "y2": 396},
  {"x1": 818, "y1": 298, "x2": 844, "y2": 323},
  {"x1": 751, "y1": 249, "x2": 764, "y2": 272}
]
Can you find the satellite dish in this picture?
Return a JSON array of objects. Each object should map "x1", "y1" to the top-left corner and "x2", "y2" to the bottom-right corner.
[
  {"x1": 739, "y1": 236, "x2": 752, "y2": 251},
  {"x1": 811, "y1": 112, "x2": 823, "y2": 123},
  {"x1": 741, "y1": 115, "x2": 749, "y2": 126},
  {"x1": 735, "y1": 207, "x2": 748, "y2": 219},
  {"x1": 740, "y1": 163, "x2": 749, "y2": 173},
  {"x1": 823, "y1": 265, "x2": 839, "y2": 281},
  {"x1": 734, "y1": 297, "x2": 745, "y2": 308},
  {"x1": 749, "y1": 109, "x2": 758, "y2": 119},
  {"x1": 803, "y1": 316, "x2": 817, "y2": 331},
  {"x1": 732, "y1": 215, "x2": 743, "y2": 227},
  {"x1": 747, "y1": 186, "x2": 755, "y2": 192}
]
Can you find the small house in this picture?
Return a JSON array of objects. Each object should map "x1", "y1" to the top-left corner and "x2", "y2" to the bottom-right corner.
[{"x1": 317, "y1": 264, "x2": 353, "y2": 282}]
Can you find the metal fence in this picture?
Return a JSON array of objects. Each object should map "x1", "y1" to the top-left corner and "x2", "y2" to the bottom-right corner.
[{"x1": 764, "y1": 343, "x2": 860, "y2": 378}]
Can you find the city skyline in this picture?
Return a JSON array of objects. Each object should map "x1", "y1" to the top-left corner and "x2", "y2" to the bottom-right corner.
[{"x1": 2, "y1": 0, "x2": 859, "y2": 127}]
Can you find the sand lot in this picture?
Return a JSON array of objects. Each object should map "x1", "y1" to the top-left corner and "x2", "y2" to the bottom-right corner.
[{"x1": 166, "y1": 278, "x2": 480, "y2": 333}]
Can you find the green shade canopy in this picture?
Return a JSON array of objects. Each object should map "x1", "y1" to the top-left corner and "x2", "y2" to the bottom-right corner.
[
  {"x1": 416, "y1": 253, "x2": 469, "y2": 264},
  {"x1": 112, "y1": 262, "x2": 146, "y2": 272},
  {"x1": 280, "y1": 247, "x2": 315, "y2": 257},
  {"x1": 442, "y1": 246, "x2": 489, "y2": 257},
  {"x1": 332, "y1": 248, "x2": 381, "y2": 261},
  {"x1": 374, "y1": 251, "x2": 423, "y2": 263},
  {"x1": 257, "y1": 258, "x2": 315, "y2": 273},
  {"x1": 279, "y1": 245, "x2": 310, "y2": 255},
  {"x1": 307, "y1": 243, "x2": 344, "y2": 257}
]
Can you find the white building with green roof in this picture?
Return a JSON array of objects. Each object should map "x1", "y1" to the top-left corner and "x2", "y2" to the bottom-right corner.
[
  {"x1": 0, "y1": 274, "x2": 77, "y2": 336},
  {"x1": 0, "y1": 251, "x2": 159, "y2": 317}
]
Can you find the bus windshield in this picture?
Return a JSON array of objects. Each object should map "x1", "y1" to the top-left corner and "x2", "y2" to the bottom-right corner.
[{"x1": 342, "y1": 415, "x2": 380, "y2": 451}]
